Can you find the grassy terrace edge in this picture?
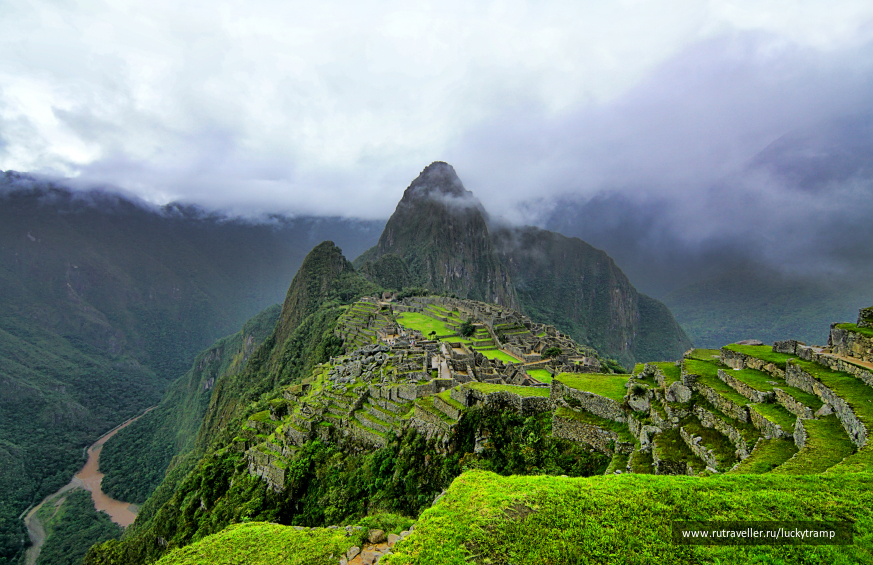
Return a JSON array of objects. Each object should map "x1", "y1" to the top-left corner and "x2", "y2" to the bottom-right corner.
[{"x1": 383, "y1": 470, "x2": 873, "y2": 565}]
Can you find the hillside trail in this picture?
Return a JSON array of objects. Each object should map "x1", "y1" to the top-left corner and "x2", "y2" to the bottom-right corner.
[{"x1": 22, "y1": 406, "x2": 156, "y2": 565}]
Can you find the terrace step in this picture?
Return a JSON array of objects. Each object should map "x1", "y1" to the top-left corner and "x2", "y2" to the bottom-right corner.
[
  {"x1": 770, "y1": 415, "x2": 856, "y2": 475},
  {"x1": 787, "y1": 358, "x2": 872, "y2": 448},
  {"x1": 728, "y1": 438, "x2": 798, "y2": 474},
  {"x1": 354, "y1": 410, "x2": 393, "y2": 434},
  {"x1": 364, "y1": 401, "x2": 397, "y2": 423},
  {"x1": 679, "y1": 418, "x2": 739, "y2": 472},
  {"x1": 748, "y1": 403, "x2": 795, "y2": 438}
]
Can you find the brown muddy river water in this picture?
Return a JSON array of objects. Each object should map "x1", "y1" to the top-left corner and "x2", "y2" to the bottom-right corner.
[{"x1": 74, "y1": 411, "x2": 151, "y2": 527}]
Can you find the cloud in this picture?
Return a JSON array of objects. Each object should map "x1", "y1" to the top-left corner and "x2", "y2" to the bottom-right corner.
[{"x1": 1, "y1": 2, "x2": 872, "y2": 220}]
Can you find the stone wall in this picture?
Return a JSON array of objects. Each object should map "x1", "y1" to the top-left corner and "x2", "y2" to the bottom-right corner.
[
  {"x1": 829, "y1": 324, "x2": 873, "y2": 364},
  {"x1": 773, "y1": 388, "x2": 815, "y2": 419},
  {"x1": 858, "y1": 306, "x2": 873, "y2": 329},
  {"x1": 717, "y1": 369, "x2": 773, "y2": 403},
  {"x1": 246, "y1": 447, "x2": 287, "y2": 492},
  {"x1": 794, "y1": 417, "x2": 807, "y2": 449},
  {"x1": 550, "y1": 380, "x2": 625, "y2": 422},
  {"x1": 450, "y1": 385, "x2": 553, "y2": 416},
  {"x1": 431, "y1": 394, "x2": 463, "y2": 420},
  {"x1": 693, "y1": 405, "x2": 750, "y2": 459},
  {"x1": 282, "y1": 422, "x2": 312, "y2": 447},
  {"x1": 551, "y1": 412, "x2": 633, "y2": 455},
  {"x1": 692, "y1": 380, "x2": 749, "y2": 423},
  {"x1": 719, "y1": 348, "x2": 786, "y2": 379},
  {"x1": 679, "y1": 426, "x2": 719, "y2": 471},
  {"x1": 347, "y1": 422, "x2": 387, "y2": 447},
  {"x1": 774, "y1": 340, "x2": 803, "y2": 355},
  {"x1": 412, "y1": 403, "x2": 452, "y2": 432},
  {"x1": 748, "y1": 407, "x2": 789, "y2": 439},
  {"x1": 786, "y1": 361, "x2": 867, "y2": 447}
]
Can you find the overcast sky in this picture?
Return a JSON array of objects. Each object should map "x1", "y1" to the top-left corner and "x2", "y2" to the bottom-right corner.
[{"x1": 1, "y1": 1, "x2": 873, "y2": 227}]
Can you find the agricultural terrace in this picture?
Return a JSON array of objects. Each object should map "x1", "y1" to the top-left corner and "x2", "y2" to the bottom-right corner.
[{"x1": 555, "y1": 373, "x2": 630, "y2": 402}]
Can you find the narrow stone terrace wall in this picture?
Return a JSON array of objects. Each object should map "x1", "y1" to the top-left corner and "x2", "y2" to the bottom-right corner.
[
  {"x1": 786, "y1": 361, "x2": 867, "y2": 447},
  {"x1": 693, "y1": 405, "x2": 750, "y2": 459},
  {"x1": 551, "y1": 412, "x2": 633, "y2": 455},
  {"x1": 550, "y1": 380, "x2": 625, "y2": 422}
]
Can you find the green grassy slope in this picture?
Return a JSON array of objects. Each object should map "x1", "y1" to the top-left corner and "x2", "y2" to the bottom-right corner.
[{"x1": 385, "y1": 470, "x2": 873, "y2": 565}]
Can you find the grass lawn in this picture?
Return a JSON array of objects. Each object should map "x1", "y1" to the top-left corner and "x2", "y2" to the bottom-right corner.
[
  {"x1": 396, "y1": 312, "x2": 454, "y2": 336},
  {"x1": 790, "y1": 360, "x2": 873, "y2": 428},
  {"x1": 686, "y1": 349, "x2": 721, "y2": 361},
  {"x1": 555, "y1": 373, "x2": 629, "y2": 402},
  {"x1": 653, "y1": 361, "x2": 681, "y2": 384},
  {"x1": 836, "y1": 323, "x2": 873, "y2": 339},
  {"x1": 480, "y1": 349, "x2": 522, "y2": 363},
  {"x1": 526, "y1": 368, "x2": 553, "y2": 384},
  {"x1": 465, "y1": 382, "x2": 551, "y2": 397}
]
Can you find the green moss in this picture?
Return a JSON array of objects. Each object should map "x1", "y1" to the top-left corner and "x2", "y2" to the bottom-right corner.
[{"x1": 554, "y1": 373, "x2": 629, "y2": 402}]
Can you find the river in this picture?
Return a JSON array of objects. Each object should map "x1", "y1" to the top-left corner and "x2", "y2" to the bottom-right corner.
[{"x1": 23, "y1": 406, "x2": 156, "y2": 565}]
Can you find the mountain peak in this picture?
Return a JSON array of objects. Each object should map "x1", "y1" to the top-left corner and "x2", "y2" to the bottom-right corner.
[{"x1": 403, "y1": 161, "x2": 471, "y2": 201}]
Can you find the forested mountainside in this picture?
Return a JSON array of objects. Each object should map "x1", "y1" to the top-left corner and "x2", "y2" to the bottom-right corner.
[
  {"x1": 84, "y1": 238, "x2": 873, "y2": 563},
  {"x1": 0, "y1": 172, "x2": 381, "y2": 565},
  {"x1": 354, "y1": 162, "x2": 690, "y2": 368}
]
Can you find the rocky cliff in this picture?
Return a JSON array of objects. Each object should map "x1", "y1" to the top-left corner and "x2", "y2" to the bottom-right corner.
[{"x1": 354, "y1": 162, "x2": 518, "y2": 309}]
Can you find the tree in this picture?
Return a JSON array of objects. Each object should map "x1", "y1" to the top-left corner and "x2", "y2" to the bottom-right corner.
[
  {"x1": 458, "y1": 321, "x2": 475, "y2": 338},
  {"x1": 542, "y1": 346, "x2": 563, "y2": 359}
]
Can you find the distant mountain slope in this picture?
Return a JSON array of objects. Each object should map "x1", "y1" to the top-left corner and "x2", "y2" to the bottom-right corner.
[
  {"x1": 0, "y1": 172, "x2": 382, "y2": 565},
  {"x1": 662, "y1": 267, "x2": 870, "y2": 348},
  {"x1": 492, "y1": 226, "x2": 690, "y2": 367},
  {"x1": 355, "y1": 162, "x2": 689, "y2": 367}
]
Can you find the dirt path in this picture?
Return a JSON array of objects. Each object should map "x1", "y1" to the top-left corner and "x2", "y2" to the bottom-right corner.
[{"x1": 23, "y1": 406, "x2": 156, "y2": 565}]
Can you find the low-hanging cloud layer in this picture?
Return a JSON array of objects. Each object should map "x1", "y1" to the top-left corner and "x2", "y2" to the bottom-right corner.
[{"x1": 2, "y1": 1, "x2": 873, "y2": 287}]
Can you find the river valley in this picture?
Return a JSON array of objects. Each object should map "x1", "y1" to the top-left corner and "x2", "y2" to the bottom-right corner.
[{"x1": 23, "y1": 407, "x2": 156, "y2": 565}]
